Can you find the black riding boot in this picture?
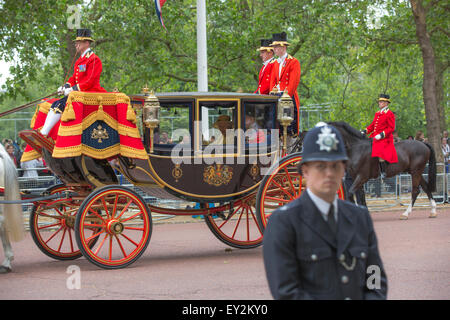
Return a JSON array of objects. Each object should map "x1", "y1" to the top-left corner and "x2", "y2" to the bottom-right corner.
[{"x1": 379, "y1": 161, "x2": 387, "y2": 179}]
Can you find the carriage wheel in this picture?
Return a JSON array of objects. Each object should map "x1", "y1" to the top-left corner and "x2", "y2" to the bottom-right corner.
[
  {"x1": 30, "y1": 184, "x2": 96, "y2": 260},
  {"x1": 75, "y1": 185, "x2": 152, "y2": 269},
  {"x1": 255, "y1": 153, "x2": 345, "y2": 230},
  {"x1": 204, "y1": 193, "x2": 264, "y2": 249}
]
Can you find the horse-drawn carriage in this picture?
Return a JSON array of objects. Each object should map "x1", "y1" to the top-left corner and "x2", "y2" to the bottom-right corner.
[
  {"x1": 1, "y1": 87, "x2": 438, "y2": 271},
  {"x1": 2, "y1": 88, "x2": 337, "y2": 269}
]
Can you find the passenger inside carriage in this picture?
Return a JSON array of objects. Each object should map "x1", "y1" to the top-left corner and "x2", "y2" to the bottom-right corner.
[
  {"x1": 244, "y1": 110, "x2": 266, "y2": 144},
  {"x1": 210, "y1": 115, "x2": 234, "y2": 145}
]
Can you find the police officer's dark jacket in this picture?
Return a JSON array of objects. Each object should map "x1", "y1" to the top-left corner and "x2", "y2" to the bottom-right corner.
[{"x1": 263, "y1": 191, "x2": 388, "y2": 300}]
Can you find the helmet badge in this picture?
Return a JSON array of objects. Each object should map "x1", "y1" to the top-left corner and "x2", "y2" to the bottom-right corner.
[{"x1": 316, "y1": 126, "x2": 339, "y2": 152}]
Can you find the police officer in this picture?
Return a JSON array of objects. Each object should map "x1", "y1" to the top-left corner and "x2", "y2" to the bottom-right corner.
[
  {"x1": 263, "y1": 123, "x2": 387, "y2": 300},
  {"x1": 40, "y1": 28, "x2": 106, "y2": 136}
]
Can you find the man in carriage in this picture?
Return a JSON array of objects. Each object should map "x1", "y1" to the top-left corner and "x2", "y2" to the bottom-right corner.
[
  {"x1": 254, "y1": 39, "x2": 275, "y2": 95},
  {"x1": 40, "y1": 28, "x2": 106, "y2": 136},
  {"x1": 362, "y1": 94, "x2": 398, "y2": 178}
]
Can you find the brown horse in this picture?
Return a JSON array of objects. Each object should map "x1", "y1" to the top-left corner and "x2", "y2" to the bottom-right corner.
[{"x1": 328, "y1": 121, "x2": 437, "y2": 219}]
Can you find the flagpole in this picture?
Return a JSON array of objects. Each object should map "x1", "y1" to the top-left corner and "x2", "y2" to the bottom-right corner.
[{"x1": 197, "y1": 0, "x2": 208, "y2": 92}]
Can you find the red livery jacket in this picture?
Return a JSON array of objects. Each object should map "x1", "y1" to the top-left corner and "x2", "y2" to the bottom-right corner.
[
  {"x1": 269, "y1": 55, "x2": 301, "y2": 130},
  {"x1": 66, "y1": 49, "x2": 106, "y2": 92},
  {"x1": 255, "y1": 58, "x2": 275, "y2": 94},
  {"x1": 366, "y1": 107, "x2": 398, "y2": 163}
]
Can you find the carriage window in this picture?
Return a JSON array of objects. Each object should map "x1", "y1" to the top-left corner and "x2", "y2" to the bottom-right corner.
[
  {"x1": 154, "y1": 103, "x2": 191, "y2": 146},
  {"x1": 199, "y1": 101, "x2": 237, "y2": 150},
  {"x1": 243, "y1": 101, "x2": 276, "y2": 145}
]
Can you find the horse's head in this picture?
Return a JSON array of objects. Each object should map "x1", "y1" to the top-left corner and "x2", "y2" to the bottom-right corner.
[{"x1": 327, "y1": 121, "x2": 368, "y2": 146}]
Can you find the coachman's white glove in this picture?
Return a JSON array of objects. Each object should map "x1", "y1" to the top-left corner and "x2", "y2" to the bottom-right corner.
[
  {"x1": 64, "y1": 87, "x2": 73, "y2": 96},
  {"x1": 375, "y1": 132, "x2": 385, "y2": 140}
]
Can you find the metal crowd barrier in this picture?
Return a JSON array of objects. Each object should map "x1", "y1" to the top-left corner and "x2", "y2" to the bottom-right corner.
[
  {"x1": 16, "y1": 164, "x2": 449, "y2": 221},
  {"x1": 16, "y1": 168, "x2": 190, "y2": 223},
  {"x1": 363, "y1": 163, "x2": 449, "y2": 210}
]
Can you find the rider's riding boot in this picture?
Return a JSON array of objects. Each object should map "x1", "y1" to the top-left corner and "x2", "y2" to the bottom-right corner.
[
  {"x1": 40, "y1": 109, "x2": 61, "y2": 136},
  {"x1": 379, "y1": 160, "x2": 387, "y2": 180}
]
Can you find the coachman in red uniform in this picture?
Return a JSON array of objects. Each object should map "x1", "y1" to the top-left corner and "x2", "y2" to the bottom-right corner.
[
  {"x1": 268, "y1": 32, "x2": 301, "y2": 135},
  {"x1": 255, "y1": 39, "x2": 275, "y2": 95},
  {"x1": 363, "y1": 94, "x2": 398, "y2": 177},
  {"x1": 40, "y1": 29, "x2": 106, "y2": 136}
]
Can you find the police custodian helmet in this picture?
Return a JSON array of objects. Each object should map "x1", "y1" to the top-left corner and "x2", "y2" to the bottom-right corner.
[{"x1": 300, "y1": 123, "x2": 349, "y2": 164}]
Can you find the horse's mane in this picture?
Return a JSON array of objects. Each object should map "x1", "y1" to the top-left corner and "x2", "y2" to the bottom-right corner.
[{"x1": 327, "y1": 121, "x2": 369, "y2": 142}]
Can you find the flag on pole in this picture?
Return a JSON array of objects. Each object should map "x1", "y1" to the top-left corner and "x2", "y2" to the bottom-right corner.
[{"x1": 155, "y1": 0, "x2": 167, "y2": 29}]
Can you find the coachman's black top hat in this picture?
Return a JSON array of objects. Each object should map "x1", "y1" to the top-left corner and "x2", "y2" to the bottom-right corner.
[
  {"x1": 270, "y1": 32, "x2": 290, "y2": 47},
  {"x1": 74, "y1": 29, "x2": 94, "y2": 42},
  {"x1": 378, "y1": 94, "x2": 390, "y2": 103},
  {"x1": 258, "y1": 39, "x2": 273, "y2": 52}
]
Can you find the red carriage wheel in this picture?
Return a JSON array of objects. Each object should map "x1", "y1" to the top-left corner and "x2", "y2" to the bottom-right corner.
[
  {"x1": 75, "y1": 185, "x2": 152, "y2": 269},
  {"x1": 30, "y1": 184, "x2": 93, "y2": 260},
  {"x1": 256, "y1": 153, "x2": 345, "y2": 230},
  {"x1": 204, "y1": 193, "x2": 264, "y2": 249}
]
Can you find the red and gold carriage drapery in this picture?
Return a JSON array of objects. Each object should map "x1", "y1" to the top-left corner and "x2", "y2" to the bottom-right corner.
[
  {"x1": 20, "y1": 98, "x2": 61, "y2": 162},
  {"x1": 52, "y1": 91, "x2": 148, "y2": 160}
]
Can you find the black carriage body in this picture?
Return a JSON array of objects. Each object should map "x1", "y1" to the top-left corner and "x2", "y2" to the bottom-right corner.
[{"x1": 122, "y1": 92, "x2": 281, "y2": 202}]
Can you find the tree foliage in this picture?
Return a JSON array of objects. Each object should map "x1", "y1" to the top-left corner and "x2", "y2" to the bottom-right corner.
[{"x1": 0, "y1": 0, "x2": 448, "y2": 145}]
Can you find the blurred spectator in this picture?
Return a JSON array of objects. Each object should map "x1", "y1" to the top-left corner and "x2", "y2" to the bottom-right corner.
[
  {"x1": 442, "y1": 137, "x2": 450, "y2": 173},
  {"x1": 415, "y1": 130, "x2": 425, "y2": 141},
  {"x1": 21, "y1": 158, "x2": 43, "y2": 178},
  {"x1": 443, "y1": 130, "x2": 449, "y2": 145},
  {"x1": 407, "y1": 135, "x2": 414, "y2": 140},
  {"x1": 4, "y1": 143, "x2": 19, "y2": 168}
]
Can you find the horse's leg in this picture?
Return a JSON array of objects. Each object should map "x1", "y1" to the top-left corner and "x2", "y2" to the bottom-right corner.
[
  {"x1": 418, "y1": 176, "x2": 437, "y2": 218},
  {"x1": 0, "y1": 215, "x2": 13, "y2": 273},
  {"x1": 400, "y1": 172, "x2": 422, "y2": 220},
  {"x1": 356, "y1": 187, "x2": 367, "y2": 207}
]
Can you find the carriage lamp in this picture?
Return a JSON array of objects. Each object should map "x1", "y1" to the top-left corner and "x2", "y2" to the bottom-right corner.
[
  {"x1": 143, "y1": 90, "x2": 160, "y2": 153},
  {"x1": 277, "y1": 90, "x2": 294, "y2": 154}
]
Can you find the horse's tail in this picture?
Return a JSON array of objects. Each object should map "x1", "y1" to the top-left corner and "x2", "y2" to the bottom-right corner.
[
  {"x1": 0, "y1": 146, "x2": 24, "y2": 242},
  {"x1": 424, "y1": 142, "x2": 437, "y2": 193}
]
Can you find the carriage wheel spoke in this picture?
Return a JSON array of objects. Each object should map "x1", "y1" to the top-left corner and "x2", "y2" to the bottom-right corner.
[
  {"x1": 57, "y1": 227, "x2": 67, "y2": 252},
  {"x1": 120, "y1": 232, "x2": 140, "y2": 247},
  {"x1": 38, "y1": 222, "x2": 62, "y2": 230},
  {"x1": 284, "y1": 167, "x2": 298, "y2": 197},
  {"x1": 121, "y1": 211, "x2": 143, "y2": 223},
  {"x1": 231, "y1": 207, "x2": 244, "y2": 239},
  {"x1": 218, "y1": 204, "x2": 241, "y2": 229},
  {"x1": 270, "y1": 178, "x2": 294, "y2": 199},
  {"x1": 116, "y1": 199, "x2": 133, "y2": 220},
  {"x1": 94, "y1": 233, "x2": 109, "y2": 255},
  {"x1": 114, "y1": 235, "x2": 127, "y2": 259},
  {"x1": 101, "y1": 198, "x2": 110, "y2": 219},
  {"x1": 45, "y1": 225, "x2": 64, "y2": 244},
  {"x1": 248, "y1": 206, "x2": 263, "y2": 236}
]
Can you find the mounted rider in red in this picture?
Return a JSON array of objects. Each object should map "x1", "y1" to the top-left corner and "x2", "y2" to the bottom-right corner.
[{"x1": 362, "y1": 94, "x2": 398, "y2": 178}]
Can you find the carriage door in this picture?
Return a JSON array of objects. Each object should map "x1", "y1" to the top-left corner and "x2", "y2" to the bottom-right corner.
[
  {"x1": 242, "y1": 100, "x2": 277, "y2": 154},
  {"x1": 196, "y1": 99, "x2": 239, "y2": 157}
]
